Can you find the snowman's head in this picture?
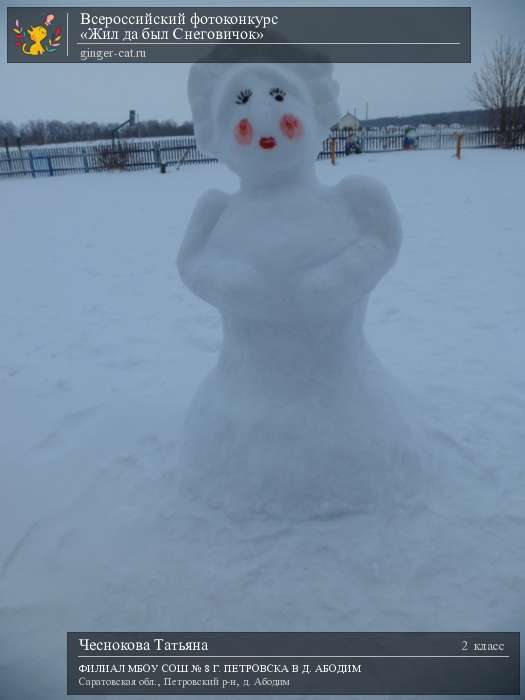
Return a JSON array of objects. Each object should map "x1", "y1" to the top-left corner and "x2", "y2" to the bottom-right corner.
[{"x1": 188, "y1": 61, "x2": 339, "y2": 180}]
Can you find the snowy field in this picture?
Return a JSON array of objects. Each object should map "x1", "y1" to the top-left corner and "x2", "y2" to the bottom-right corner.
[{"x1": 1, "y1": 148, "x2": 524, "y2": 699}]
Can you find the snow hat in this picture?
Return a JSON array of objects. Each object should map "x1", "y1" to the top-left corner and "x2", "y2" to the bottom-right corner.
[{"x1": 188, "y1": 37, "x2": 340, "y2": 157}]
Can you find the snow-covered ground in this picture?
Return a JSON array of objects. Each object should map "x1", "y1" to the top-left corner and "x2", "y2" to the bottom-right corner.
[{"x1": 1, "y1": 149, "x2": 524, "y2": 699}]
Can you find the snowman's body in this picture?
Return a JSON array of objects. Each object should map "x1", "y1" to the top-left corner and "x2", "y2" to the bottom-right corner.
[
  {"x1": 206, "y1": 185, "x2": 356, "y2": 272},
  {"x1": 177, "y1": 62, "x2": 436, "y2": 519}
]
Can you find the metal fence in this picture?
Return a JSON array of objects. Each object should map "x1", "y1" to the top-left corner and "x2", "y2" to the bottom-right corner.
[
  {"x1": 321, "y1": 127, "x2": 525, "y2": 157},
  {"x1": 1, "y1": 128, "x2": 524, "y2": 180}
]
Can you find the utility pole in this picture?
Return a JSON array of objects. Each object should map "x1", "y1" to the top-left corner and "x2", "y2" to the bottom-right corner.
[{"x1": 112, "y1": 110, "x2": 136, "y2": 148}]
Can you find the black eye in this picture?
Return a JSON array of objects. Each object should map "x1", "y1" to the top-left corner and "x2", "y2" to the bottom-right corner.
[
  {"x1": 235, "y1": 89, "x2": 252, "y2": 105},
  {"x1": 269, "y1": 87, "x2": 286, "y2": 102}
]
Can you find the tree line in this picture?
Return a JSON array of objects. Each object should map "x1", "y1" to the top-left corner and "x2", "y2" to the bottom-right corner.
[
  {"x1": 363, "y1": 109, "x2": 491, "y2": 129},
  {"x1": 0, "y1": 119, "x2": 194, "y2": 146}
]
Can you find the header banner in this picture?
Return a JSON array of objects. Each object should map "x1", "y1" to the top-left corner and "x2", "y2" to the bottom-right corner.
[{"x1": 7, "y1": 7, "x2": 471, "y2": 63}]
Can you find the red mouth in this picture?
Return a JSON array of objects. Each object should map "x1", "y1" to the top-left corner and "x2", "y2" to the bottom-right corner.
[{"x1": 259, "y1": 136, "x2": 276, "y2": 150}]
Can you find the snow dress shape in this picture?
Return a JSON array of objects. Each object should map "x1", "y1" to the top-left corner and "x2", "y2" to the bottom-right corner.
[{"x1": 177, "y1": 62, "x2": 438, "y2": 520}]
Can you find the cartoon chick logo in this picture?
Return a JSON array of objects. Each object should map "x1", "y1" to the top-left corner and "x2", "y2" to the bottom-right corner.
[{"x1": 12, "y1": 14, "x2": 62, "y2": 56}]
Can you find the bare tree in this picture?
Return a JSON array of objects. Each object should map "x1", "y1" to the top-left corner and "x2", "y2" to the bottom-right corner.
[{"x1": 471, "y1": 37, "x2": 525, "y2": 145}]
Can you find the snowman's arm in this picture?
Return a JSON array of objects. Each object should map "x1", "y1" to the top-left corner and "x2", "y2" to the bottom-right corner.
[
  {"x1": 177, "y1": 188, "x2": 230, "y2": 281},
  {"x1": 177, "y1": 189, "x2": 266, "y2": 313},
  {"x1": 336, "y1": 174, "x2": 402, "y2": 267},
  {"x1": 298, "y1": 176, "x2": 402, "y2": 307}
]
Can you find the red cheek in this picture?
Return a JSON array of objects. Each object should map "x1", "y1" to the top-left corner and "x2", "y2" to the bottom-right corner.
[
  {"x1": 280, "y1": 113, "x2": 304, "y2": 140},
  {"x1": 234, "y1": 118, "x2": 253, "y2": 145}
]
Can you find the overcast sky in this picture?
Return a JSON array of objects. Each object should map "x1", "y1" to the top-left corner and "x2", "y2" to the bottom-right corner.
[{"x1": 1, "y1": 0, "x2": 524, "y2": 125}]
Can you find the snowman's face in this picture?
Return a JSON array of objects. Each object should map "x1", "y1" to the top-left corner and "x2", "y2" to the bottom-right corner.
[{"x1": 211, "y1": 65, "x2": 322, "y2": 179}]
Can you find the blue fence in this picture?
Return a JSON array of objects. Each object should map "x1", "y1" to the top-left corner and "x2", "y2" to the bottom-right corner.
[{"x1": 1, "y1": 128, "x2": 523, "y2": 179}]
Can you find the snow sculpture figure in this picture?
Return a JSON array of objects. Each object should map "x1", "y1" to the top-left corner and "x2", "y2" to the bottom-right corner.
[{"x1": 177, "y1": 60, "x2": 433, "y2": 520}]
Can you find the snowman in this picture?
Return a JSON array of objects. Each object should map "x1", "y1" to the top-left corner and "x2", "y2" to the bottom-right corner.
[{"x1": 177, "y1": 60, "x2": 440, "y2": 520}]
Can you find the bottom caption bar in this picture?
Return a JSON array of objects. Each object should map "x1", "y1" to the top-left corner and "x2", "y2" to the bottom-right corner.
[{"x1": 67, "y1": 632, "x2": 520, "y2": 695}]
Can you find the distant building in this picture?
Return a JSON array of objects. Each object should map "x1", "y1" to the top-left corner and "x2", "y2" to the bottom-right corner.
[{"x1": 333, "y1": 111, "x2": 361, "y2": 130}]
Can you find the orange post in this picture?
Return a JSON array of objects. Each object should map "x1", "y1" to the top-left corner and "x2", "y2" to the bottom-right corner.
[
  {"x1": 456, "y1": 133, "x2": 464, "y2": 159},
  {"x1": 330, "y1": 138, "x2": 336, "y2": 165}
]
